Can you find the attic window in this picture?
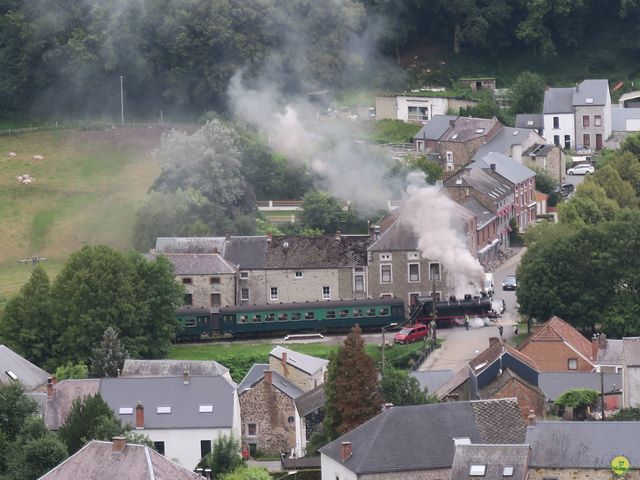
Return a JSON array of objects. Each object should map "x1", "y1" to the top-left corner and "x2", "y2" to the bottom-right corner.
[
  {"x1": 470, "y1": 465, "x2": 486, "y2": 476},
  {"x1": 453, "y1": 437, "x2": 471, "y2": 446},
  {"x1": 240, "y1": 271, "x2": 249, "y2": 279},
  {"x1": 199, "y1": 405, "x2": 214, "y2": 413},
  {"x1": 585, "y1": 97, "x2": 594, "y2": 104},
  {"x1": 455, "y1": 178, "x2": 463, "y2": 185},
  {"x1": 475, "y1": 128, "x2": 485, "y2": 134},
  {"x1": 503, "y1": 466, "x2": 514, "y2": 477},
  {"x1": 527, "y1": 120, "x2": 533, "y2": 126},
  {"x1": 5, "y1": 371, "x2": 17, "y2": 381},
  {"x1": 157, "y1": 406, "x2": 172, "y2": 414},
  {"x1": 512, "y1": 130, "x2": 519, "y2": 135},
  {"x1": 119, "y1": 407, "x2": 134, "y2": 415}
]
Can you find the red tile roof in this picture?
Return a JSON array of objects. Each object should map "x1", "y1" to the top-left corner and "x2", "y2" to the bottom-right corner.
[{"x1": 526, "y1": 316, "x2": 594, "y2": 361}]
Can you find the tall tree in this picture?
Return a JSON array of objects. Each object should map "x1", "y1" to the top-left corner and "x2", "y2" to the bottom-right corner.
[
  {"x1": 324, "y1": 325, "x2": 382, "y2": 436},
  {"x1": 299, "y1": 191, "x2": 347, "y2": 234},
  {"x1": 509, "y1": 71, "x2": 545, "y2": 115},
  {"x1": 90, "y1": 327, "x2": 128, "y2": 378},
  {"x1": 197, "y1": 435, "x2": 244, "y2": 480},
  {"x1": 381, "y1": 368, "x2": 435, "y2": 406}
]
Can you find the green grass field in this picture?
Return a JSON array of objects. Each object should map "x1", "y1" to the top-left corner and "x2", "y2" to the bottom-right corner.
[
  {"x1": 0, "y1": 126, "x2": 176, "y2": 301},
  {"x1": 169, "y1": 339, "x2": 426, "y2": 382}
]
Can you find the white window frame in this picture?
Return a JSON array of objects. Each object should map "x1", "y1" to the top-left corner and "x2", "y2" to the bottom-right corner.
[
  {"x1": 380, "y1": 264, "x2": 392, "y2": 284},
  {"x1": 446, "y1": 151, "x2": 453, "y2": 165},
  {"x1": 568, "y1": 358, "x2": 578, "y2": 370},
  {"x1": 157, "y1": 406, "x2": 172, "y2": 414},
  {"x1": 294, "y1": 271, "x2": 303, "y2": 279},
  {"x1": 199, "y1": 405, "x2": 214, "y2": 413},
  {"x1": 322, "y1": 286, "x2": 331, "y2": 300},
  {"x1": 354, "y1": 272, "x2": 365, "y2": 292},
  {"x1": 240, "y1": 288, "x2": 250, "y2": 302},
  {"x1": 270, "y1": 287, "x2": 278, "y2": 301},
  {"x1": 408, "y1": 263, "x2": 420, "y2": 283},
  {"x1": 379, "y1": 253, "x2": 392, "y2": 261},
  {"x1": 428, "y1": 262, "x2": 441, "y2": 281},
  {"x1": 380, "y1": 293, "x2": 393, "y2": 299},
  {"x1": 408, "y1": 292, "x2": 421, "y2": 305},
  {"x1": 118, "y1": 407, "x2": 133, "y2": 415}
]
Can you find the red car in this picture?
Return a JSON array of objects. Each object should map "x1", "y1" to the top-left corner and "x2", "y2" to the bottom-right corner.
[{"x1": 394, "y1": 323, "x2": 429, "y2": 344}]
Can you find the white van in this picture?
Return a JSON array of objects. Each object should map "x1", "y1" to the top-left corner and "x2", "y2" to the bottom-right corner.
[{"x1": 483, "y1": 273, "x2": 495, "y2": 296}]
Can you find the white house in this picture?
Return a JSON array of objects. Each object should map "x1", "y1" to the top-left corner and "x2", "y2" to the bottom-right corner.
[
  {"x1": 100, "y1": 374, "x2": 241, "y2": 469},
  {"x1": 543, "y1": 87, "x2": 576, "y2": 150},
  {"x1": 375, "y1": 94, "x2": 476, "y2": 124}
]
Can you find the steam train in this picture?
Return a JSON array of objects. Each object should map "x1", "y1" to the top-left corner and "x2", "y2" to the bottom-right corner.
[
  {"x1": 412, "y1": 293, "x2": 493, "y2": 328},
  {"x1": 175, "y1": 297, "x2": 405, "y2": 341}
]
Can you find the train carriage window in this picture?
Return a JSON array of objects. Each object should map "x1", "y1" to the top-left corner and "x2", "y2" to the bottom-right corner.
[
  {"x1": 339, "y1": 309, "x2": 349, "y2": 318},
  {"x1": 278, "y1": 313, "x2": 289, "y2": 321},
  {"x1": 239, "y1": 315, "x2": 248, "y2": 324},
  {"x1": 391, "y1": 306, "x2": 403, "y2": 316},
  {"x1": 184, "y1": 319, "x2": 196, "y2": 328},
  {"x1": 379, "y1": 307, "x2": 389, "y2": 316},
  {"x1": 266, "y1": 313, "x2": 275, "y2": 322},
  {"x1": 305, "y1": 312, "x2": 315, "y2": 320},
  {"x1": 252, "y1": 314, "x2": 262, "y2": 323},
  {"x1": 292, "y1": 312, "x2": 301, "y2": 320},
  {"x1": 353, "y1": 309, "x2": 362, "y2": 317},
  {"x1": 198, "y1": 315, "x2": 208, "y2": 324},
  {"x1": 326, "y1": 310, "x2": 336, "y2": 319},
  {"x1": 366, "y1": 308, "x2": 376, "y2": 317}
]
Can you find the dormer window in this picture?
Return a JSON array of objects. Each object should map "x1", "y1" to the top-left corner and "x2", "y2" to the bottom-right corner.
[
  {"x1": 475, "y1": 128, "x2": 485, "y2": 134},
  {"x1": 5, "y1": 371, "x2": 17, "y2": 381},
  {"x1": 380, "y1": 253, "x2": 392, "y2": 261},
  {"x1": 503, "y1": 466, "x2": 514, "y2": 477},
  {"x1": 585, "y1": 97, "x2": 594, "y2": 103},
  {"x1": 470, "y1": 465, "x2": 486, "y2": 476},
  {"x1": 199, "y1": 405, "x2": 214, "y2": 413},
  {"x1": 527, "y1": 120, "x2": 533, "y2": 126}
]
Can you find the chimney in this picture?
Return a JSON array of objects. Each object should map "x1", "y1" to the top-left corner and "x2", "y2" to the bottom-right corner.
[
  {"x1": 490, "y1": 163, "x2": 496, "y2": 172},
  {"x1": 47, "y1": 377, "x2": 54, "y2": 398},
  {"x1": 335, "y1": 230, "x2": 341, "y2": 242},
  {"x1": 51, "y1": 375, "x2": 57, "y2": 385},
  {"x1": 449, "y1": 119, "x2": 456, "y2": 127},
  {"x1": 112, "y1": 436, "x2": 127, "y2": 454},
  {"x1": 527, "y1": 410, "x2": 536, "y2": 426},
  {"x1": 135, "y1": 402, "x2": 144, "y2": 429},
  {"x1": 213, "y1": 246, "x2": 219, "y2": 254},
  {"x1": 340, "y1": 442, "x2": 353, "y2": 462},
  {"x1": 591, "y1": 336, "x2": 599, "y2": 362},
  {"x1": 183, "y1": 370, "x2": 190, "y2": 384},
  {"x1": 281, "y1": 352, "x2": 289, "y2": 377},
  {"x1": 266, "y1": 232, "x2": 272, "y2": 243}
]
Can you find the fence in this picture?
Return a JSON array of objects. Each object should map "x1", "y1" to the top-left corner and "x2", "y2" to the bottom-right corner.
[{"x1": 409, "y1": 340, "x2": 440, "y2": 372}]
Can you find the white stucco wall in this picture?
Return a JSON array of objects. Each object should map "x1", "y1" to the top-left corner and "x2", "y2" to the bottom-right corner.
[
  {"x1": 543, "y1": 113, "x2": 574, "y2": 148},
  {"x1": 322, "y1": 454, "x2": 359, "y2": 480},
  {"x1": 141, "y1": 427, "x2": 232, "y2": 470},
  {"x1": 396, "y1": 96, "x2": 448, "y2": 122}
]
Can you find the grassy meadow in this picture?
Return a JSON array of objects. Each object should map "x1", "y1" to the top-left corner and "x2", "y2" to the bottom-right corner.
[{"x1": 0, "y1": 126, "x2": 179, "y2": 304}]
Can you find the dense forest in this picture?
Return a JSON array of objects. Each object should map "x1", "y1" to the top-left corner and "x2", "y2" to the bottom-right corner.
[{"x1": 3, "y1": 0, "x2": 640, "y2": 121}]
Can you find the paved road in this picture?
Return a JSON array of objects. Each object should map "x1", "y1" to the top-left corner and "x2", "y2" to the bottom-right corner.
[{"x1": 419, "y1": 248, "x2": 526, "y2": 374}]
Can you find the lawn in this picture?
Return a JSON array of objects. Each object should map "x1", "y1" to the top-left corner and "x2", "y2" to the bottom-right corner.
[
  {"x1": 0, "y1": 126, "x2": 177, "y2": 300},
  {"x1": 169, "y1": 339, "x2": 427, "y2": 382}
]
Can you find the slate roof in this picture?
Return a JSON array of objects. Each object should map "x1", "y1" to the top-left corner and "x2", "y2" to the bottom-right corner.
[
  {"x1": 39, "y1": 440, "x2": 204, "y2": 479},
  {"x1": 443, "y1": 168, "x2": 513, "y2": 204},
  {"x1": 264, "y1": 235, "x2": 369, "y2": 269},
  {"x1": 457, "y1": 197, "x2": 496, "y2": 229},
  {"x1": 450, "y1": 444, "x2": 531, "y2": 480},
  {"x1": 526, "y1": 421, "x2": 640, "y2": 468},
  {"x1": 100, "y1": 376, "x2": 236, "y2": 429},
  {"x1": 573, "y1": 79, "x2": 609, "y2": 106},
  {"x1": 524, "y1": 316, "x2": 594, "y2": 362},
  {"x1": 409, "y1": 370, "x2": 454, "y2": 395},
  {"x1": 238, "y1": 364, "x2": 269, "y2": 393},
  {"x1": 473, "y1": 127, "x2": 539, "y2": 161},
  {"x1": 439, "y1": 117, "x2": 500, "y2": 143},
  {"x1": 238, "y1": 366, "x2": 304, "y2": 400},
  {"x1": 224, "y1": 236, "x2": 268, "y2": 269},
  {"x1": 294, "y1": 384, "x2": 325, "y2": 416},
  {"x1": 121, "y1": 359, "x2": 230, "y2": 380},
  {"x1": 524, "y1": 143, "x2": 555, "y2": 157},
  {"x1": 596, "y1": 338, "x2": 623, "y2": 366},
  {"x1": 0, "y1": 344, "x2": 50, "y2": 391},
  {"x1": 413, "y1": 115, "x2": 458, "y2": 141},
  {"x1": 515, "y1": 114, "x2": 544, "y2": 130},
  {"x1": 367, "y1": 217, "x2": 418, "y2": 252},
  {"x1": 470, "y1": 152, "x2": 536, "y2": 184},
  {"x1": 156, "y1": 253, "x2": 237, "y2": 275},
  {"x1": 270, "y1": 346, "x2": 328, "y2": 376},
  {"x1": 40, "y1": 379, "x2": 101, "y2": 430},
  {"x1": 538, "y1": 372, "x2": 621, "y2": 401},
  {"x1": 612, "y1": 107, "x2": 640, "y2": 131},
  {"x1": 319, "y1": 399, "x2": 525, "y2": 474},
  {"x1": 470, "y1": 398, "x2": 527, "y2": 444},
  {"x1": 623, "y1": 337, "x2": 640, "y2": 366},
  {"x1": 155, "y1": 237, "x2": 225, "y2": 254},
  {"x1": 543, "y1": 87, "x2": 575, "y2": 114}
]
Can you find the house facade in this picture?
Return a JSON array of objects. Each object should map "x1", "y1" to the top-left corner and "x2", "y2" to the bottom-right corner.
[
  {"x1": 269, "y1": 346, "x2": 328, "y2": 392},
  {"x1": 375, "y1": 94, "x2": 476, "y2": 123},
  {"x1": 623, "y1": 337, "x2": 640, "y2": 408}
]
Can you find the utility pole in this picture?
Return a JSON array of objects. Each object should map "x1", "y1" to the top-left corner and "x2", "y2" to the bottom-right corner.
[{"x1": 120, "y1": 75, "x2": 124, "y2": 127}]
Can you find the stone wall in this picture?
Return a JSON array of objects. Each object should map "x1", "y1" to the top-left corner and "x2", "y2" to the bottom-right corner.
[
  {"x1": 179, "y1": 274, "x2": 235, "y2": 312},
  {"x1": 269, "y1": 356, "x2": 324, "y2": 392},
  {"x1": 374, "y1": 96, "x2": 398, "y2": 120},
  {"x1": 239, "y1": 377, "x2": 297, "y2": 454}
]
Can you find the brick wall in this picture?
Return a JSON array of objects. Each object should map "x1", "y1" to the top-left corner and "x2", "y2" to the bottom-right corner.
[
  {"x1": 490, "y1": 377, "x2": 546, "y2": 418},
  {"x1": 519, "y1": 342, "x2": 594, "y2": 372},
  {"x1": 239, "y1": 378, "x2": 297, "y2": 454}
]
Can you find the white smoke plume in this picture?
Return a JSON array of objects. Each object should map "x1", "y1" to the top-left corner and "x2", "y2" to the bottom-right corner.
[{"x1": 401, "y1": 173, "x2": 485, "y2": 295}]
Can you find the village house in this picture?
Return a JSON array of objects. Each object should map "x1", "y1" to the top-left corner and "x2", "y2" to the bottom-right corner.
[
  {"x1": 538, "y1": 371, "x2": 622, "y2": 412},
  {"x1": 375, "y1": 93, "x2": 477, "y2": 124},
  {"x1": 469, "y1": 152, "x2": 537, "y2": 232},
  {"x1": 450, "y1": 444, "x2": 531, "y2": 480},
  {"x1": 518, "y1": 317, "x2": 596, "y2": 372},
  {"x1": 269, "y1": 346, "x2": 328, "y2": 392},
  {"x1": 455, "y1": 195, "x2": 500, "y2": 269},
  {"x1": 39, "y1": 437, "x2": 205, "y2": 480},
  {"x1": 120, "y1": 358, "x2": 232, "y2": 381},
  {"x1": 515, "y1": 114, "x2": 544, "y2": 137},
  {"x1": 35, "y1": 378, "x2": 101, "y2": 431},
  {"x1": 0, "y1": 344, "x2": 50, "y2": 391},
  {"x1": 319, "y1": 398, "x2": 526, "y2": 480},
  {"x1": 593, "y1": 333, "x2": 623, "y2": 373}
]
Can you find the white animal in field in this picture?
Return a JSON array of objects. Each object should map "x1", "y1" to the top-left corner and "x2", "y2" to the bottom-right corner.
[
  {"x1": 8, "y1": 152, "x2": 16, "y2": 158},
  {"x1": 16, "y1": 174, "x2": 34, "y2": 184},
  {"x1": 32, "y1": 154, "x2": 44, "y2": 161}
]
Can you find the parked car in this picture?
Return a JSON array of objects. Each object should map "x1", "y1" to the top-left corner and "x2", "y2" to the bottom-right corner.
[
  {"x1": 502, "y1": 275, "x2": 517, "y2": 291},
  {"x1": 394, "y1": 323, "x2": 429, "y2": 344},
  {"x1": 567, "y1": 164, "x2": 595, "y2": 175},
  {"x1": 558, "y1": 183, "x2": 575, "y2": 196},
  {"x1": 491, "y1": 298, "x2": 506, "y2": 315}
]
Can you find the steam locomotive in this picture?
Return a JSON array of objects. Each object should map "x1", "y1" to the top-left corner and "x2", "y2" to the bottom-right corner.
[{"x1": 412, "y1": 293, "x2": 493, "y2": 328}]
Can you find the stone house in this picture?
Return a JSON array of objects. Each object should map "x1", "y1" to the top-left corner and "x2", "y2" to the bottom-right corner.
[
  {"x1": 238, "y1": 366, "x2": 305, "y2": 457},
  {"x1": 450, "y1": 444, "x2": 531, "y2": 480},
  {"x1": 518, "y1": 317, "x2": 596, "y2": 372},
  {"x1": 523, "y1": 143, "x2": 566, "y2": 186},
  {"x1": 469, "y1": 152, "x2": 537, "y2": 232},
  {"x1": 593, "y1": 334, "x2": 623, "y2": 373},
  {"x1": 269, "y1": 346, "x2": 328, "y2": 392},
  {"x1": 319, "y1": 399, "x2": 526, "y2": 480},
  {"x1": 526, "y1": 421, "x2": 640, "y2": 479},
  {"x1": 623, "y1": 337, "x2": 640, "y2": 408},
  {"x1": 444, "y1": 168, "x2": 515, "y2": 251},
  {"x1": 375, "y1": 93, "x2": 477, "y2": 123}
]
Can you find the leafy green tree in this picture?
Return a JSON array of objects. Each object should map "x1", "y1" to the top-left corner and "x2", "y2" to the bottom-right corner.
[
  {"x1": 612, "y1": 407, "x2": 640, "y2": 421},
  {"x1": 4, "y1": 432, "x2": 68, "y2": 480},
  {"x1": 58, "y1": 394, "x2": 124, "y2": 455},
  {"x1": 620, "y1": 133, "x2": 640, "y2": 158},
  {"x1": 197, "y1": 435, "x2": 244, "y2": 480},
  {"x1": 0, "y1": 383, "x2": 37, "y2": 441},
  {"x1": 55, "y1": 363, "x2": 89, "y2": 380},
  {"x1": 555, "y1": 388, "x2": 599, "y2": 420},
  {"x1": 0, "y1": 266, "x2": 52, "y2": 366},
  {"x1": 90, "y1": 327, "x2": 128, "y2": 378},
  {"x1": 558, "y1": 181, "x2": 619, "y2": 226},
  {"x1": 509, "y1": 71, "x2": 545, "y2": 115},
  {"x1": 299, "y1": 191, "x2": 348, "y2": 234},
  {"x1": 324, "y1": 325, "x2": 382, "y2": 436},
  {"x1": 381, "y1": 368, "x2": 434, "y2": 406},
  {"x1": 592, "y1": 164, "x2": 638, "y2": 209},
  {"x1": 530, "y1": 167, "x2": 557, "y2": 196}
]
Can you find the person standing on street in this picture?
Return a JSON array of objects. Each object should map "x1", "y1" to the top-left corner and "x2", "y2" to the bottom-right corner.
[
  {"x1": 464, "y1": 314, "x2": 470, "y2": 331},
  {"x1": 498, "y1": 325, "x2": 504, "y2": 338}
]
